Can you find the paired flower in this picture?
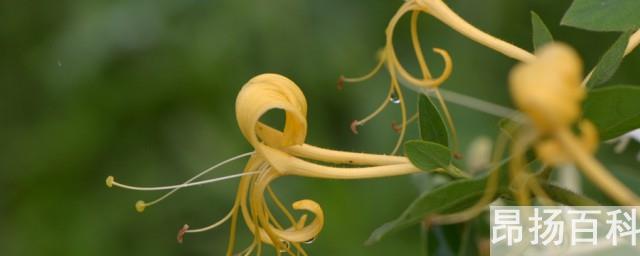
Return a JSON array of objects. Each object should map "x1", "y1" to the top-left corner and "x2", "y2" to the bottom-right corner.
[
  {"x1": 507, "y1": 43, "x2": 639, "y2": 206},
  {"x1": 430, "y1": 43, "x2": 638, "y2": 224},
  {"x1": 108, "y1": 74, "x2": 422, "y2": 255},
  {"x1": 105, "y1": 1, "x2": 640, "y2": 254},
  {"x1": 340, "y1": 0, "x2": 535, "y2": 155}
]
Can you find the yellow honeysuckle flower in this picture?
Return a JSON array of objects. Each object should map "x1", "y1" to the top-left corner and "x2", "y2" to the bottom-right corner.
[
  {"x1": 510, "y1": 43, "x2": 584, "y2": 133},
  {"x1": 428, "y1": 43, "x2": 639, "y2": 225},
  {"x1": 101, "y1": 5, "x2": 640, "y2": 254},
  {"x1": 107, "y1": 73, "x2": 424, "y2": 255},
  {"x1": 340, "y1": 2, "x2": 636, "y2": 158},
  {"x1": 340, "y1": 0, "x2": 535, "y2": 156},
  {"x1": 508, "y1": 43, "x2": 640, "y2": 206}
]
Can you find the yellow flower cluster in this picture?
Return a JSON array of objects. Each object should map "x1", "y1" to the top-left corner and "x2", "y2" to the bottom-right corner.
[
  {"x1": 105, "y1": 1, "x2": 640, "y2": 255},
  {"x1": 508, "y1": 43, "x2": 639, "y2": 206}
]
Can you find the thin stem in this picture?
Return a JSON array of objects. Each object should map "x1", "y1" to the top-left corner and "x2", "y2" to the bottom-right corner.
[
  {"x1": 431, "y1": 126, "x2": 511, "y2": 224},
  {"x1": 267, "y1": 186, "x2": 297, "y2": 226},
  {"x1": 391, "y1": 74, "x2": 408, "y2": 155},
  {"x1": 238, "y1": 242, "x2": 257, "y2": 256},
  {"x1": 185, "y1": 205, "x2": 237, "y2": 233},
  {"x1": 434, "y1": 89, "x2": 460, "y2": 155},
  {"x1": 392, "y1": 112, "x2": 419, "y2": 132},
  {"x1": 341, "y1": 54, "x2": 386, "y2": 83},
  {"x1": 510, "y1": 131, "x2": 534, "y2": 206},
  {"x1": 556, "y1": 128, "x2": 640, "y2": 205},
  {"x1": 419, "y1": 87, "x2": 520, "y2": 120},
  {"x1": 353, "y1": 82, "x2": 394, "y2": 127},
  {"x1": 525, "y1": 172, "x2": 553, "y2": 206}
]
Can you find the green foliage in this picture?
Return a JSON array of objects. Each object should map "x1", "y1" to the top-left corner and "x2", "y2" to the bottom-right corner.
[
  {"x1": 369, "y1": 173, "x2": 602, "y2": 245},
  {"x1": 531, "y1": 11, "x2": 553, "y2": 51},
  {"x1": 366, "y1": 172, "x2": 508, "y2": 244},
  {"x1": 419, "y1": 95, "x2": 449, "y2": 147},
  {"x1": 422, "y1": 223, "x2": 477, "y2": 256},
  {"x1": 405, "y1": 140, "x2": 451, "y2": 170},
  {"x1": 561, "y1": 0, "x2": 640, "y2": 31},
  {"x1": 586, "y1": 31, "x2": 633, "y2": 88},
  {"x1": 541, "y1": 182, "x2": 601, "y2": 206},
  {"x1": 405, "y1": 140, "x2": 468, "y2": 179},
  {"x1": 583, "y1": 85, "x2": 640, "y2": 140}
]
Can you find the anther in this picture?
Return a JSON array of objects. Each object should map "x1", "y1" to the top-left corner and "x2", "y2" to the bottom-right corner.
[
  {"x1": 337, "y1": 76, "x2": 345, "y2": 90},
  {"x1": 135, "y1": 200, "x2": 146, "y2": 213},
  {"x1": 422, "y1": 216, "x2": 433, "y2": 229},
  {"x1": 177, "y1": 224, "x2": 189, "y2": 243},
  {"x1": 350, "y1": 120, "x2": 360, "y2": 134},
  {"x1": 278, "y1": 240, "x2": 291, "y2": 253},
  {"x1": 391, "y1": 121, "x2": 402, "y2": 133},
  {"x1": 106, "y1": 176, "x2": 114, "y2": 188}
]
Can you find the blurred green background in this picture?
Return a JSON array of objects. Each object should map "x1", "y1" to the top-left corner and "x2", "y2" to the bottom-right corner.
[{"x1": 2, "y1": 0, "x2": 639, "y2": 255}]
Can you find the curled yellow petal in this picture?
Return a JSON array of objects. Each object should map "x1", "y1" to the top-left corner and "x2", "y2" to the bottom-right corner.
[
  {"x1": 416, "y1": 0, "x2": 534, "y2": 62},
  {"x1": 385, "y1": 2, "x2": 452, "y2": 90},
  {"x1": 236, "y1": 73, "x2": 308, "y2": 149},
  {"x1": 390, "y1": 47, "x2": 453, "y2": 89},
  {"x1": 230, "y1": 73, "x2": 422, "y2": 253},
  {"x1": 274, "y1": 199, "x2": 324, "y2": 243}
]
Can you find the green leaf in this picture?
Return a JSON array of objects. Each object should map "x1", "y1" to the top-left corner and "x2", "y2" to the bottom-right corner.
[
  {"x1": 541, "y1": 182, "x2": 601, "y2": 206},
  {"x1": 366, "y1": 171, "x2": 508, "y2": 244},
  {"x1": 561, "y1": 0, "x2": 640, "y2": 32},
  {"x1": 419, "y1": 95, "x2": 449, "y2": 147},
  {"x1": 405, "y1": 140, "x2": 451, "y2": 171},
  {"x1": 586, "y1": 31, "x2": 633, "y2": 88},
  {"x1": 583, "y1": 85, "x2": 640, "y2": 140},
  {"x1": 405, "y1": 140, "x2": 469, "y2": 179},
  {"x1": 531, "y1": 11, "x2": 553, "y2": 51}
]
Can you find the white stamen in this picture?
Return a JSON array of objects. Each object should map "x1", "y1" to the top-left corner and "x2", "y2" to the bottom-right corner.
[
  {"x1": 108, "y1": 152, "x2": 254, "y2": 208},
  {"x1": 142, "y1": 152, "x2": 254, "y2": 206},
  {"x1": 111, "y1": 171, "x2": 260, "y2": 191}
]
